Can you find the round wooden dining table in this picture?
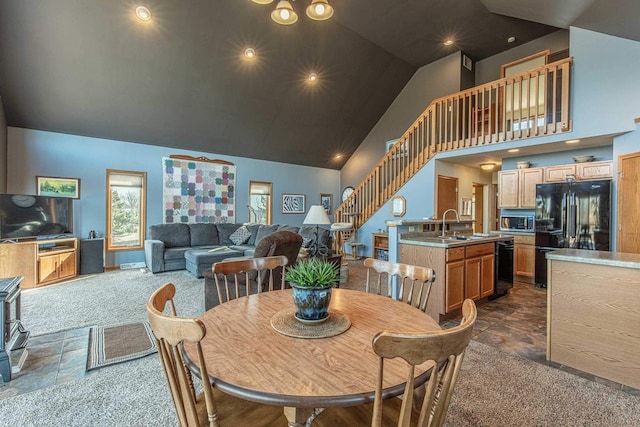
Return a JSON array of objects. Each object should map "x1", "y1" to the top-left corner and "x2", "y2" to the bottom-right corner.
[{"x1": 184, "y1": 288, "x2": 441, "y2": 427}]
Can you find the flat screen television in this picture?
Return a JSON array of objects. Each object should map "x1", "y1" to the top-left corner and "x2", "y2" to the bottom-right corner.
[{"x1": 0, "y1": 194, "x2": 73, "y2": 240}]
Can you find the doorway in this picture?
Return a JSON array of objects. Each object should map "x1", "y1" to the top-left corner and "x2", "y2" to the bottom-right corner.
[
  {"x1": 473, "y1": 183, "x2": 484, "y2": 233},
  {"x1": 617, "y1": 152, "x2": 640, "y2": 253},
  {"x1": 437, "y1": 175, "x2": 458, "y2": 218}
]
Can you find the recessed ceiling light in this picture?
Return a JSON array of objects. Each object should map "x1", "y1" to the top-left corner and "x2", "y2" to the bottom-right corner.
[
  {"x1": 135, "y1": 6, "x2": 151, "y2": 21},
  {"x1": 308, "y1": 72, "x2": 318, "y2": 82},
  {"x1": 507, "y1": 36, "x2": 516, "y2": 43},
  {"x1": 508, "y1": 148, "x2": 520, "y2": 153},
  {"x1": 566, "y1": 139, "x2": 580, "y2": 144},
  {"x1": 335, "y1": 154, "x2": 342, "y2": 159},
  {"x1": 244, "y1": 48, "x2": 256, "y2": 59},
  {"x1": 444, "y1": 40, "x2": 454, "y2": 46},
  {"x1": 479, "y1": 163, "x2": 496, "y2": 171}
]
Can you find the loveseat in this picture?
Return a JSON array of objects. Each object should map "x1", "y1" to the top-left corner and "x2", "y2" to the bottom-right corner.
[{"x1": 144, "y1": 222, "x2": 331, "y2": 277}]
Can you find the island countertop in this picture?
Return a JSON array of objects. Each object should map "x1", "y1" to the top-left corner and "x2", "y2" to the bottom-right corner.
[
  {"x1": 546, "y1": 249, "x2": 640, "y2": 269},
  {"x1": 398, "y1": 233, "x2": 514, "y2": 248}
]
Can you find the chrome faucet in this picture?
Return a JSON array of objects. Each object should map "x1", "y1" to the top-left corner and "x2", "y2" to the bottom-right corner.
[{"x1": 441, "y1": 209, "x2": 460, "y2": 237}]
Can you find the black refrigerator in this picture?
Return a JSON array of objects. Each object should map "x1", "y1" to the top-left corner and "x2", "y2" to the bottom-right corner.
[{"x1": 534, "y1": 179, "x2": 611, "y2": 287}]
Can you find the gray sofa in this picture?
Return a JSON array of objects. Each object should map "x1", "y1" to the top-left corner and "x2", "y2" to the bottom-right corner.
[{"x1": 144, "y1": 222, "x2": 331, "y2": 276}]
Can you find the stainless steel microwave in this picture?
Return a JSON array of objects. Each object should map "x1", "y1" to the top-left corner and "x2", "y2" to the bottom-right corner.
[{"x1": 500, "y1": 215, "x2": 534, "y2": 232}]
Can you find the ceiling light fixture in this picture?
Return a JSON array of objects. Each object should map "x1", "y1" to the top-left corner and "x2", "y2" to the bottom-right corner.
[
  {"x1": 444, "y1": 40, "x2": 454, "y2": 46},
  {"x1": 256, "y1": 0, "x2": 334, "y2": 25},
  {"x1": 507, "y1": 36, "x2": 516, "y2": 43},
  {"x1": 566, "y1": 139, "x2": 580, "y2": 144},
  {"x1": 508, "y1": 148, "x2": 520, "y2": 153},
  {"x1": 271, "y1": 0, "x2": 297, "y2": 25},
  {"x1": 306, "y1": 0, "x2": 334, "y2": 21},
  {"x1": 135, "y1": 6, "x2": 151, "y2": 21},
  {"x1": 308, "y1": 72, "x2": 318, "y2": 82},
  {"x1": 480, "y1": 163, "x2": 496, "y2": 171},
  {"x1": 244, "y1": 48, "x2": 256, "y2": 59}
]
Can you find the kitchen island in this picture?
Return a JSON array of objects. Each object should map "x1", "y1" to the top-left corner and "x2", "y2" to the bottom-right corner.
[
  {"x1": 546, "y1": 249, "x2": 640, "y2": 389},
  {"x1": 397, "y1": 232, "x2": 513, "y2": 321}
]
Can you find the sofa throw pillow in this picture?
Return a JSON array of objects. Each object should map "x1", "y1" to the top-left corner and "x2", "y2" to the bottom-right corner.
[{"x1": 230, "y1": 225, "x2": 252, "y2": 245}]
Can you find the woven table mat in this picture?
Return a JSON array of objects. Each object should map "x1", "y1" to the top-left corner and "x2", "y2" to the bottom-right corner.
[{"x1": 270, "y1": 309, "x2": 351, "y2": 339}]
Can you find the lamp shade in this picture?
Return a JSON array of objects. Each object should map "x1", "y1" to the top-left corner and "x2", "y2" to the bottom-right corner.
[
  {"x1": 306, "y1": 0, "x2": 334, "y2": 20},
  {"x1": 271, "y1": 0, "x2": 298, "y2": 25},
  {"x1": 303, "y1": 205, "x2": 331, "y2": 225}
]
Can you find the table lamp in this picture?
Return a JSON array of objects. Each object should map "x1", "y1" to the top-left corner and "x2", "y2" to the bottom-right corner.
[{"x1": 303, "y1": 205, "x2": 331, "y2": 256}]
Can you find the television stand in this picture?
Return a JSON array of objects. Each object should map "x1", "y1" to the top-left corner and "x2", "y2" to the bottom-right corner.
[{"x1": 0, "y1": 237, "x2": 78, "y2": 289}]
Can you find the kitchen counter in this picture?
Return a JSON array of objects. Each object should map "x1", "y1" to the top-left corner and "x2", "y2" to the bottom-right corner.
[
  {"x1": 546, "y1": 249, "x2": 640, "y2": 389},
  {"x1": 490, "y1": 230, "x2": 534, "y2": 236},
  {"x1": 546, "y1": 248, "x2": 640, "y2": 269},
  {"x1": 386, "y1": 218, "x2": 472, "y2": 226},
  {"x1": 399, "y1": 233, "x2": 514, "y2": 248}
]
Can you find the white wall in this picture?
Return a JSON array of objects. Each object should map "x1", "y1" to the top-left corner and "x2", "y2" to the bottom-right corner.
[
  {"x1": 7, "y1": 127, "x2": 340, "y2": 266},
  {"x1": 340, "y1": 52, "x2": 463, "y2": 189}
]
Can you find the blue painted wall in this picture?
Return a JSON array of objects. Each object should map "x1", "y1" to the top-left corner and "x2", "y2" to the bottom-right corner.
[{"x1": 6, "y1": 127, "x2": 340, "y2": 266}]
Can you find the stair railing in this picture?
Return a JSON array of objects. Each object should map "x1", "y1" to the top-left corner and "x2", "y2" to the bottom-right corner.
[{"x1": 334, "y1": 57, "x2": 573, "y2": 234}]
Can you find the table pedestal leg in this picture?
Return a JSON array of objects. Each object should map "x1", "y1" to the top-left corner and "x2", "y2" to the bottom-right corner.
[{"x1": 284, "y1": 407, "x2": 314, "y2": 427}]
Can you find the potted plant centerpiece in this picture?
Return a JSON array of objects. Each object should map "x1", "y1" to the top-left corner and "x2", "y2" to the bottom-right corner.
[{"x1": 284, "y1": 257, "x2": 340, "y2": 324}]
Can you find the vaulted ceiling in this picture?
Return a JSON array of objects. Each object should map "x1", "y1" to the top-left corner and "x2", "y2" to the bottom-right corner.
[{"x1": 0, "y1": 1, "x2": 637, "y2": 169}]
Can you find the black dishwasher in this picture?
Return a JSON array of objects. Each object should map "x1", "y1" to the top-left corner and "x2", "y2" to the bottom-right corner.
[{"x1": 490, "y1": 238, "x2": 514, "y2": 300}]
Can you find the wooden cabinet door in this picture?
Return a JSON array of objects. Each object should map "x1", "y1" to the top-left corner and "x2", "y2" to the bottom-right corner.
[
  {"x1": 481, "y1": 254, "x2": 495, "y2": 297},
  {"x1": 545, "y1": 164, "x2": 576, "y2": 182},
  {"x1": 59, "y1": 252, "x2": 76, "y2": 279},
  {"x1": 464, "y1": 257, "x2": 481, "y2": 301},
  {"x1": 445, "y1": 260, "x2": 465, "y2": 312},
  {"x1": 498, "y1": 170, "x2": 519, "y2": 208},
  {"x1": 519, "y1": 168, "x2": 543, "y2": 208},
  {"x1": 514, "y1": 244, "x2": 535, "y2": 278},
  {"x1": 38, "y1": 255, "x2": 59, "y2": 284},
  {"x1": 577, "y1": 161, "x2": 613, "y2": 180}
]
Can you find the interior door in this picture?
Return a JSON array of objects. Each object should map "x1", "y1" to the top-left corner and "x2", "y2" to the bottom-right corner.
[
  {"x1": 437, "y1": 175, "x2": 458, "y2": 219},
  {"x1": 617, "y1": 152, "x2": 640, "y2": 253}
]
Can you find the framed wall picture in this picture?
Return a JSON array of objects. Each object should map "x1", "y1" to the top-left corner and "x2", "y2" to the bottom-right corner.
[
  {"x1": 282, "y1": 194, "x2": 305, "y2": 214},
  {"x1": 320, "y1": 193, "x2": 332, "y2": 214},
  {"x1": 391, "y1": 195, "x2": 406, "y2": 217},
  {"x1": 36, "y1": 176, "x2": 81, "y2": 199}
]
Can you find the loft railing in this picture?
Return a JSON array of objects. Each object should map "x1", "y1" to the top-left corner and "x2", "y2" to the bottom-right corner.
[{"x1": 334, "y1": 57, "x2": 573, "y2": 235}]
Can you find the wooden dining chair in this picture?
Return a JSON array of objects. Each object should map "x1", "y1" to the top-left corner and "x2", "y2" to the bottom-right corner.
[
  {"x1": 311, "y1": 298, "x2": 477, "y2": 427},
  {"x1": 211, "y1": 255, "x2": 288, "y2": 305},
  {"x1": 364, "y1": 258, "x2": 436, "y2": 313},
  {"x1": 147, "y1": 282, "x2": 287, "y2": 427}
]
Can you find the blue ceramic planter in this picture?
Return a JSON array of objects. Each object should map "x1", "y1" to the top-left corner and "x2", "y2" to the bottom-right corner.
[{"x1": 291, "y1": 284, "x2": 332, "y2": 322}]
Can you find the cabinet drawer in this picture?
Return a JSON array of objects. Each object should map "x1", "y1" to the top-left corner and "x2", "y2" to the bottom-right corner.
[
  {"x1": 465, "y1": 242, "x2": 494, "y2": 258},
  {"x1": 446, "y1": 247, "x2": 465, "y2": 262},
  {"x1": 513, "y1": 235, "x2": 534, "y2": 245}
]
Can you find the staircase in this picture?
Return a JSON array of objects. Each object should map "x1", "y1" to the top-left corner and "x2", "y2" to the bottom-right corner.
[{"x1": 334, "y1": 57, "x2": 573, "y2": 231}]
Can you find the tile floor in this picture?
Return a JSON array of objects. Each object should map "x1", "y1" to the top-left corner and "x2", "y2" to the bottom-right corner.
[
  {"x1": 1, "y1": 261, "x2": 637, "y2": 398},
  {"x1": 0, "y1": 327, "x2": 91, "y2": 398}
]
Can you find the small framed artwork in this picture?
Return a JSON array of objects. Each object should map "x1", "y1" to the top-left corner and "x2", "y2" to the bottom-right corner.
[
  {"x1": 320, "y1": 193, "x2": 332, "y2": 214},
  {"x1": 36, "y1": 176, "x2": 81, "y2": 199},
  {"x1": 391, "y1": 195, "x2": 406, "y2": 217},
  {"x1": 282, "y1": 194, "x2": 305, "y2": 214}
]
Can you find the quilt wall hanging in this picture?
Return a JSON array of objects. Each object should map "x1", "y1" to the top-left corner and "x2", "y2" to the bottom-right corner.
[{"x1": 162, "y1": 156, "x2": 236, "y2": 224}]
